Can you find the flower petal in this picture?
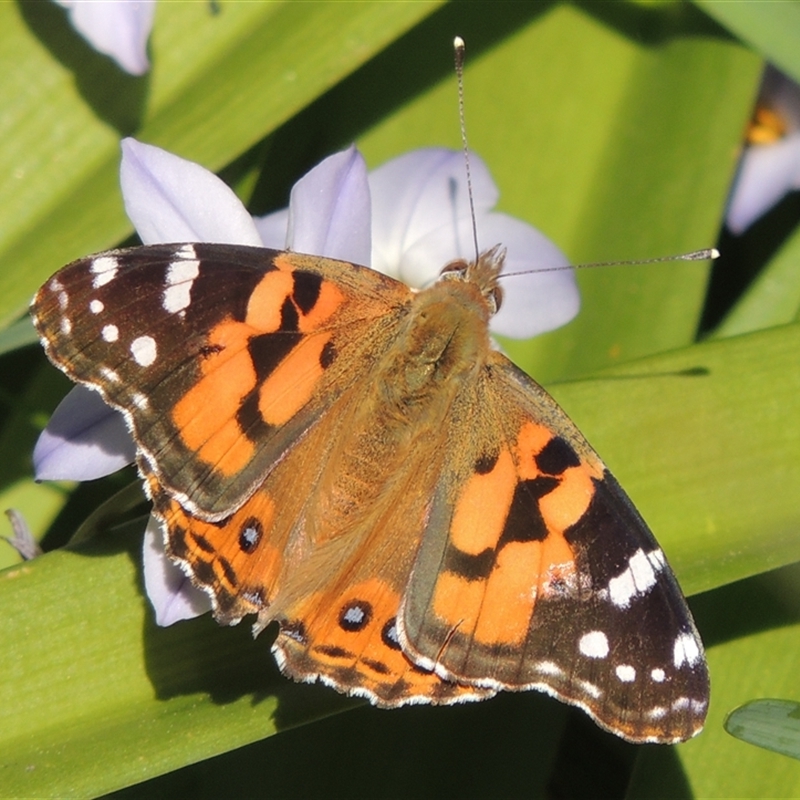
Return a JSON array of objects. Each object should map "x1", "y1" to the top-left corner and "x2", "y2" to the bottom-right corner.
[
  {"x1": 285, "y1": 146, "x2": 371, "y2": 265},
  {"x1": 726, "y1": 132, "x2": 800, "y2": 234},
  {"x1": 33, "y1": 386, "x2": 135, "y2": 481},
  {"x1": 370, "y1": 148, "x2": 498, "y2": 279},
  {"x1": 143, "y1": 516, "x2": 211, "y2": 626},
  {"x1": 253, "y1": 207, "x2": 290, "y2": 249},
  {"x1": 55, "y1": 0, "x2": 155, "y2": 76},
  {"x1": 399, "y1": 211, "x2": 578, "y2": 339},
  {"x1": 120, "y1": 138, "x2": 263, "y2": 246}
]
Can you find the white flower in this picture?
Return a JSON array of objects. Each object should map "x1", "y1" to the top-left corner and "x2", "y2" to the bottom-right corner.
[{"x1": 55, "y1": 0, "x2": 155, "y2": 76}]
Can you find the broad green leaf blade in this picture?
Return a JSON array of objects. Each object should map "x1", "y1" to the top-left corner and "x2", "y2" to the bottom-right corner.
[
  {"x1": 0, "y1": 317, "x2": 38, "y2": 358},
  {"x1": 694, "y1": 0, "x2": 800, "y2": 84},
  {"x1": 0, "y1": 0, "x2": 441, "y2": 327},
  {"x1": 713, "y1": 222, "x2": 800, "y2": 338},
  {"x1": 0, "y1": 523, "x2": 354, "y2": 798},
  {"x1": 726, "y1": 699, "x2": 800, "y2": 761}
]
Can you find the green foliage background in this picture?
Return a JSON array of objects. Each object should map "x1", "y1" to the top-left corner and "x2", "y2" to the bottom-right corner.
[{"x1": 1, "y1": 1, "x2": 799, "y2": 797}]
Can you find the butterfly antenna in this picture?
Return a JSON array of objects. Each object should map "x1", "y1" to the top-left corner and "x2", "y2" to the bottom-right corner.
[
  {"x1": 454, "y1": 36, "x2": 481, "y2": 265},
  {"x1": 501, "y1": 247, "x2": 720, "y2": 278}
]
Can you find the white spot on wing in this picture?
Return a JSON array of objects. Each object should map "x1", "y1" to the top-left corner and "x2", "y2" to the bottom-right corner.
[
  {"x1": 89, "y1": 299, "x2": 104, "y2": 314},
  {"x1": 99, "y1": 367, "x2": 120, "y2": 383},
  {"x1": 130, "y1": 336, "x2": 157, "y2": 367},
  {"x1": 57, "y1": 291, "x2": 69, "y2": 310},
  {"x1": 535, "y1": 660, "x2": 565, "y2": 678},
  {"x1": 673, "y1": 632, "x2": 702, "y2": 668},
  {"x1": 163, "y1": 257, "x2": 200, "y2": 314},
  {"x1": 91, "y1": 255, "x2": 119, "y2": 288},
  {"x1": 608, "y1": 548, "x2": 664, "y2": 608},
  {"x1": 615, "y1": 664, "x2": 636, "y2": 682},
  {"x1": 578, "y1": 630, "x2": 609, "y2": 659},
  {"x1": 651, "y1": 667, "x2": 666, "y2": 683},
  {"x1": 102, "y1": 324, "x2": 119, "y2": 342},
  {"x1": 648, "y1": 706, "x2": 667, "y2": 720},
  {"x1": 241, "y1": 526, "x2": 259, "y2": 548},
  {"x1": 131, "y1": 391, "x2": 150, "y2": 410},
  {"x1": 60, "y1": 317, "x2": 72, "y2": 335},
  {"x1": 176, "y1": 243, "x2": 197, "y2": 258},
  {"x1": 575, "y1": 678, "x2": 602, "y2": 699}
]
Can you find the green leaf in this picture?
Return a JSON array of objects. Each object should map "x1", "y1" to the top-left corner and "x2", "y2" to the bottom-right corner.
[
  {"x1": 0, "y1": 317, "x2": 38, "y2": 358},
  {"x1": 726, "y1": 699, "x2": 800, "y2": 762},
  {"x1": 713, "y1": 222, "x2": 800, "y2": 338},
  {"x1": 694, "y1": 0, "x2": 800, "y2": 84}
]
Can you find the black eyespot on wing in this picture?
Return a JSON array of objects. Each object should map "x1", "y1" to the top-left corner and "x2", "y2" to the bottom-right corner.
[
  {"x1": 320, "y1": 340, "x2": 337, "y2": 369},
  {"x1": 381, "y1": 618, "x2": 402, "y2": 651},
  {"x1": 339, "y1": 600, "x2": 373, "y2": 632},
  {"x1": 238, "y1": 517, "x2": 263, "y2": 553}
]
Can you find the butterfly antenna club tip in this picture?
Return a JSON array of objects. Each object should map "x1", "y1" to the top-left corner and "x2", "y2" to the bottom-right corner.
[{"x1": 453, "y1": 36, "x2": 480, "y2": 265}]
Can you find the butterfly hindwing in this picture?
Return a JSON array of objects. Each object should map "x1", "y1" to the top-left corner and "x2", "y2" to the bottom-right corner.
[
  {"x1": 400, "y1": 355, "x2": 709, "y2": 743},
  {"x1": 147, "y1": 369, "x2": 494, "y2": 706},
  {"x1": 32, "y1": 244, "x2": 410, "y2": 518}
]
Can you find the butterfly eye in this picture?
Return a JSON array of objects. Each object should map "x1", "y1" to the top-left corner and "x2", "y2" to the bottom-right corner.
[
  {"x1": 490, "y1": 283, "x2": 503, "y2": 313},
  {"x1": 439, "y1": 259, "x2": 469, "y2": 278}
]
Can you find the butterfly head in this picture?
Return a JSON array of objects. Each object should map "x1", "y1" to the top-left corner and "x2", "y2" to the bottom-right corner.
[{"x1": 438, "y1": 244, "x2": 506, "y2": 318}]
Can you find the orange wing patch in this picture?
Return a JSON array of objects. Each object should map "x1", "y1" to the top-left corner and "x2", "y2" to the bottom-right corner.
[
  {"x1": 256, "y1": 331, "x2": 334, "y2": 427},
  {"x1": 172, "y1": 319, "x2": 258, "y2": 477},
  {"x1": 245, "y1": 261, "x2": 345, "y2": 334},
  {"x1": 147, "y1": 468, "x2": 285, "y2": 625},
  {"x1": 274, "y1": 578, "x2": 493, "y2": 706},
  {"x1": 404, "y1": 424, "x2": 599, "y2": 671}
]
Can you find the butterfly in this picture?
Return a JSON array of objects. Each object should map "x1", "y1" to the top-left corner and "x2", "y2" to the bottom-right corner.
[{"x1": 31, "y1": 240, "x2": 709, "y2": 743}]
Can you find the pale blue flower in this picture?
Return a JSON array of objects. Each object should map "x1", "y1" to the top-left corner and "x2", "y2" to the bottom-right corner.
[{"x1": 55, "y1": 0, "x2": 155, "y2": 76}]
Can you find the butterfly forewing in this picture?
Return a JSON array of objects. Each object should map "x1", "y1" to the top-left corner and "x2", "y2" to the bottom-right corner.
[
  {"x1": 400, "y1": 357, "x2": 708, "y2": 743},
  {"x1": 32, "y1": 244, "x2": 408, "y2": 518}
]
